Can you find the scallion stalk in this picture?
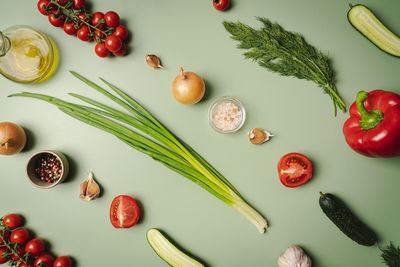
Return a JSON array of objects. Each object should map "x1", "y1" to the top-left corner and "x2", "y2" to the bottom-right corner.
[{"x1": 9, "y1": 71, "x2": 268, "y2": 233}]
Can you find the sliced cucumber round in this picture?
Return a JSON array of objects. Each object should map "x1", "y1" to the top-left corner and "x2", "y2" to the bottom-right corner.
[
  {"x1": 348, "y1": 4, "x2": 400, "y2": 57},
  {"x1": 147, "y1": 228, "x2": 204, "y2": 267}
]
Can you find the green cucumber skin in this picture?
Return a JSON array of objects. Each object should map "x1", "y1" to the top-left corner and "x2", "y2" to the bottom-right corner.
[
  {"x1": 347, "y1": 4, "x2": 400, "y2": 58},
  {"x1": 319, "y1": 193, "x2": 378, "y2": 246}
]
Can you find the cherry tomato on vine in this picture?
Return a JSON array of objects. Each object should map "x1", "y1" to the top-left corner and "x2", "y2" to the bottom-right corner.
[
  {"x1": 11, "y1": 247, "x2": 25, "y2": 261},
  {"x1": 34, "y1": 254, "x2": 54, "y2": 267},
  {"x1": 72, "y1": 0, "x2": 85, "y2": 10},
  {"x1": 48, "y1": 11, "x2": 65, "y2": 27},
  {"x1": 277, "y1": 152, "x2": 313, "y2": 188},
  {"x1": 92, "y1": 12, "x2": 105, "y2": 27},
  {"x1": 112, "y1": 43, "x2": 127, "y2": 57},
  {"x1": 57, "y1": 0, "x2": 67, "y2": 6},
  {"x1": 212, "y1": 0, "x2": 230, "y2": 11},
  {"x1": 95, "y1": 43, "x2": 110, "y2": 57},
  {"x1": 25, "y1": 239, "x2": 45, "y2": 256},
  {"x1": 105, "y1": 35, "x2": 122, "y2": 52},
  {"x1": 109, "y1": 195, "x2": 140, "y2": 228},
  {"x1": 63, "y1": 22, "x2": 77, "y2": 35},
  {"x1": 113, "y1": 25, "x2": 128, "y2": 40},
  {"x1": 18, "y1": 262, "x2": 34, "y2": 267},
  {"x1": 0, "y1": 247, "x2": 9, "y2": 264},
  {"x1": 93, "y1": 29, "x2": 106, "y2": 41},
  {"x1": 0, "y1": 230, "x2": 10, "y2": 245},
  {"x1": 3, "y1": 213, "x2": 21, "y2": 229},
  {"x1": 10, "y1": 228, "x2": 29, "y2": 244},
  {"x1": 53, "y1": 256, "x2": 72, "y2": 267},
  {"x1": 77, "y1": 25, "x2": 91, "y2": 41},
  {"x1": 37, "y1": 0, "x2": 51, "y2": 16},
  {"x1": 104, "y1": 11, "x2": 120, "y2": 27}
]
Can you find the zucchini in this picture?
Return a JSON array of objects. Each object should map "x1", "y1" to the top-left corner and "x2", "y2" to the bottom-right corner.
[
  {"x1": 319, "y1": 192, "x2": 378, "y2": 246},
  {"x1": 348, "y1": 4, "x2": 400, "y2": 57},
  {"x1": 146, "y1": 228, "x2": 205, "y2": 267}
]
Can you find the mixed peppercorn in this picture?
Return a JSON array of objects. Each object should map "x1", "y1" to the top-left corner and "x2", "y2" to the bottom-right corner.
[{"x1": 34, "y1": 154, "x2": 62, "y2": 183}]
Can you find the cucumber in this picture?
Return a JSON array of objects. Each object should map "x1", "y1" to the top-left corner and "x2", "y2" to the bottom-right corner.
[
  {"x1": 348, "y1": 4, "x2": 400, "y2": 57},
  {"x1": 146, "y1": 228, "x2": 205, "y2": 267},
  {"x1": 319, "y1": 192, "x2": 378, "y2": 246}
]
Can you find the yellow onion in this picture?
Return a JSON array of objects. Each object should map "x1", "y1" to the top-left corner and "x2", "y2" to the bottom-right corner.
[
  {"x1": 172, "y1": 67, "x2": 205, "y2": 104},
  {"x1": 0, "y1": 122, "x2": 27, "y2": 155}
]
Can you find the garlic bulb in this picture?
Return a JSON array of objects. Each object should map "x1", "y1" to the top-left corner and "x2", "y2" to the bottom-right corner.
[
  {"x1": 80, "y1": 172, "x2": 100, "y2": 201},
  {"x1": 278, "y1": 246, "x2": 312, "y2": 267}
]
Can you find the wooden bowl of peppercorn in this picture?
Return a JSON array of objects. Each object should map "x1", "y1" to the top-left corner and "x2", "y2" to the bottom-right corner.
[{"x1": 26, "y1": 150, "x2": 69, "y2": 189}]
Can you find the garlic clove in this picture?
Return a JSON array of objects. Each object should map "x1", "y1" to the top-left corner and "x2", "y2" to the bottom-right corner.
[
  {"x1": 248, "y1": 128, "x2": 274, "y2": 145},
  {"x1": 146, "y1": 54, "x2": 163, "y2": 69},
  {"x1": 278, "y1": 246, "x2": 312, "y2": 267},
  {"x1": 79, "y1": 172, "x2": 100, "y2": 201}
]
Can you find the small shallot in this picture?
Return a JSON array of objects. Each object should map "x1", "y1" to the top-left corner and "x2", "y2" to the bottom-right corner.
[
  {"x1": 248, "y1": 128, "x2": 273, "y2": 145},
  {"x1": 278, "y1": 246, "x2": 312, "y2": 267},
  {"x1": 146, "y1": 54, "x2": 163, "y2": 69},
  {"x1": 80, "y1": 172, "x2": 100, "y2": 201}
]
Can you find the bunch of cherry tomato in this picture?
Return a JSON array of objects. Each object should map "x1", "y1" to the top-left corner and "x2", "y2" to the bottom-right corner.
[
  {"x1": 37, "y1": 0, "x2": 129, "y2": 57},
  {"x1": 0, "y1": 214, "x2": 71, "y2": 267}
]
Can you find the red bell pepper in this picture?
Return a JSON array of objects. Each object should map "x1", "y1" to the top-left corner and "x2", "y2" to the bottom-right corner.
[{"x1": 343, "y1": 90, "x2": 400, "y2": 157}]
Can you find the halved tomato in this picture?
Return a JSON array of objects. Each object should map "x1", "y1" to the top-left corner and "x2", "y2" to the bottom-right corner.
[
  {"x1": 110, "y1": 195, "x2": 140, "y2": 228},
  {"x1": 278, "y1": 152, "x2": 313, "y2": 188}
]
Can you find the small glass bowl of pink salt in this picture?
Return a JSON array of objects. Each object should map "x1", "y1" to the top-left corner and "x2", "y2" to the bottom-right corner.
[{"x1": 208, "y1": 96, "x2": 246, "y2": 134}]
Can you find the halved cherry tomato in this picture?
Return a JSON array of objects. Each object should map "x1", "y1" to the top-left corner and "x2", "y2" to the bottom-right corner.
[
  {"x1": 3, "y1": 214, "x2": 21, "y2": 230},
  {"x1": 53, "y1": 256, "x2": 72, "y2": 267},
  {"x1": 277, "y1": 152, "x2": 313, "y2": 188},
  {"x1": 25, "y1": 238, "x2": 45, "y2": 256},
  {"x1": 34, "y1": 254, "x2": 53, "y2": 267},
  {"x1": 0, "y1": 247, "x2": 9, "y2": 264},
  {"x1": 10, "y1": 228, "x2": 29, "y2": 244},
  {"x1": 212, "y1": 0, "x2": 230, "y2": 11},
  {"x1": 109, "y1": 195, "x2": 140, "y2": 228}
]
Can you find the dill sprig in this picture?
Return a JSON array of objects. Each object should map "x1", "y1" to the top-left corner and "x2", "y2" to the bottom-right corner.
[
  {"x1": 223, "y1": 17, "x2": 346, "y2": 116},
  {"x1": 381, "y1": 242, "x2": 400, "y2": 267}
]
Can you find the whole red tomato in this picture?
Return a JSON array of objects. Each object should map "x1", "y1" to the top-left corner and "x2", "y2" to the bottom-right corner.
[
  {"x1": 77, "y1": 25, "x2": 91, "y2": 41},
  {"x1": 10, "y1": 228, "x2": 30, "y2": 244},
  {"x1": 212, "y1": 0, "x2": 230, "y2": 11},
  {"x1": 48, "y1": 11, "x2": 64, "y2": 27},
  {"x1": 34, "y1": 254, "x2": 54, "y2": 267},
  {"x1": 53, "y1": 256, "x2": 72, "y2": 267},
  {"x1": 95, "y1": 43, "x2": 110, "y2": 58},
  {"x1": 3, "y1": 214, "x2": 21, "y2": 230},
  {"x1": 113, "y1": 25, "x2": 128, "y2": 41},
  {"x1": 112, "y1": 43, "x2": 127, "y2": 57},
  {"x1": 63, "y1": 22, "x2": 77, "y2": 35},
  {"x1": 105, "y1": 35, "x2": 122, "y2": 52},
  {"x1": 109, "y1": 195, "x2": 140, "y2": 228},
  {"x1": 25, "y1": 238, "x2": 45, "y2": 256},
  {"x1": 277, "y1": 152, "x2": 313, "y2": 188},
  {"x1": 18, "y1": 262, "x2": 34, "y2": 267},
  {"x1": 0, "y1": 247, "x2": 9, "y2": 264},
  {"x1": 37, "y1": 0, "x2": 51, "y2": 15},
  {"x1": 0, "y1": 230, "x2": 10, "y2": 245},
  {"x1": 104, "y1": 11, "x2": 120, "y2": 27}
]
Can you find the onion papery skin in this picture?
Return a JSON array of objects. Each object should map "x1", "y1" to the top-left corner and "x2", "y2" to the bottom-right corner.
[{"x1": 0, "y1": 122, "x2": 27, "y2": 155}]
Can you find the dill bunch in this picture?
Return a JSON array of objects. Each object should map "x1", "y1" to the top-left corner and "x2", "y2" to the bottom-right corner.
[
  {"x1": 223, "y1": 17, "x2": 346, "y2": 116},
  {"x1": 381, "y1": 242, "x2": 400, "y2": 267}
]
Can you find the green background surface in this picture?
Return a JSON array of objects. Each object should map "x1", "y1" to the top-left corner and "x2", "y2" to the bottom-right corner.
[{"x1": 1, "y1": 0, "x2": 400, "y2": 266}]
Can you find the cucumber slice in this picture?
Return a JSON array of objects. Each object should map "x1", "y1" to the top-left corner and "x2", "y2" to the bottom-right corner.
[
  {"x1": 147, "y1": 228, "x2": 204, "y2": 267},
  {"x1": 348, "y1": 4, "x2": 400, "y2": 57}
]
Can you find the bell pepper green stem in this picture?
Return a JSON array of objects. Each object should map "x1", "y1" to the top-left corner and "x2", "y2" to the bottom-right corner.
[{"x1": 356, "y1": 91, "x2": 383, "y2": 130}]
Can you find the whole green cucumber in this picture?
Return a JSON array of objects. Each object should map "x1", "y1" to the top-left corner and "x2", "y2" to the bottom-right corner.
[{"x1": 319, "y1": 192, "x2": 378, "y2": 246}]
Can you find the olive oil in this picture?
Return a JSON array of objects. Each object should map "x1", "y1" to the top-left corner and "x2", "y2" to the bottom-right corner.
[{"x1": 0, "y1": 26, "x2": 59, "y2": 83}]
